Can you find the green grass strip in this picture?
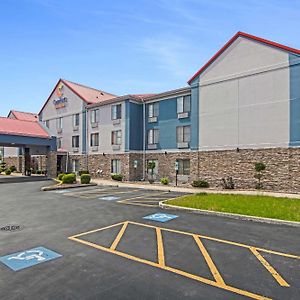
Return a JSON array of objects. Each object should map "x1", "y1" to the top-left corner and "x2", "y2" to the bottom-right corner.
[{"x1": 166, "y1": 193, "x2": 300, "y2": 222}]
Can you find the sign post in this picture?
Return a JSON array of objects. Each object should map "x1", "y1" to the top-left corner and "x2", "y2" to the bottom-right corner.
[{"x1": 175, "y1": 161, "x2": 179, "y2": 186}]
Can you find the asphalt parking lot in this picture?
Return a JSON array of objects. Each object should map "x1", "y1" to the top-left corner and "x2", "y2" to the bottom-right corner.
[{"x1": 0, "y1": 181, "x2": 299, "y2": 300}]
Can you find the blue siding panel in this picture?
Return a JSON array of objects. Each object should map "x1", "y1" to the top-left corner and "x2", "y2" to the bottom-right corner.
[
  {"x1": 289, "y1": 54, "x2": 300, "y2": 146},
  {"x1": 146, "y1": 96, "x2": 194, "y2": 150},
  {"x1": 128, "y1": 101, "x2": 143, "y2": 151}
]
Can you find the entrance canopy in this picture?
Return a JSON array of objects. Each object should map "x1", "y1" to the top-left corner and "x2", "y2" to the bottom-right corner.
[{"x1": 0, "y1": 117, "x2": 56, "y2": 151}]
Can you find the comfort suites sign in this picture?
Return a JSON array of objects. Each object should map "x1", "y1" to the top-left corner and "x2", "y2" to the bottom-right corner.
[{"x1": 53, "y1": 83, "x2": 68, "y2": 109}]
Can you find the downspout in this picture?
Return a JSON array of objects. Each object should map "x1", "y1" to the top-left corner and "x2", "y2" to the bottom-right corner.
[
  {"x1": 85, "y1": 106, "x2": 89, "y2": 171},
  {"x1": 142, "y1": 98, "x2": 146, "y2": 180}
]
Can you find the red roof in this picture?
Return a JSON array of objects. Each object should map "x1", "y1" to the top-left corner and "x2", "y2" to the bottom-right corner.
[
  {"x1": 188, "y1": 31, "x2": 300, "y2": 84},
  {"x1": 39, "y1": 79, "x2": 117, "y2": 114},
  {"x1": 8, "y1": 110, "x2": 38, "y2": 122},
  {"x1": 0, "y1": 117, "x2": 50, "y2": 139},
  {"x1": 62, "y1": 79, "x2": 117, "y2": 104}
]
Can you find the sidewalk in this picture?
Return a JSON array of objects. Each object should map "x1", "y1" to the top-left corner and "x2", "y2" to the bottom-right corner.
[{"x1": 91, "y1": 178, "x2": 300, "y2": 199}]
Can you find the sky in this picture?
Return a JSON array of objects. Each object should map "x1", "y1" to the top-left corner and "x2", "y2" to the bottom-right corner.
[{"x1": 0, "y1": 0, "x2": 300, "y2": 116}]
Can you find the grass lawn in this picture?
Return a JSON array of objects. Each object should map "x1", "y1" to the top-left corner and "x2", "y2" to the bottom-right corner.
[{"x1": 166, "y1": 193, "x2": 300, "y2": 222}]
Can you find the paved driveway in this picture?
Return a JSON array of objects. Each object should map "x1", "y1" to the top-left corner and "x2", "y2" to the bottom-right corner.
[{"x1": 0, "y1": 182, "x2": 299, "y2": 299}]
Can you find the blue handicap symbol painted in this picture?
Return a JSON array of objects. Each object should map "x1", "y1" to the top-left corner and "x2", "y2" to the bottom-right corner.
[
  {"x1": 0, "y1": 246, "x2": 62, "y2": 271},
  {"x1": 143, "y1": 213, "x2": 178, "y2": 223},
  {"x1": 99, "y1": 196, "x2": 120, "y2": 201}
]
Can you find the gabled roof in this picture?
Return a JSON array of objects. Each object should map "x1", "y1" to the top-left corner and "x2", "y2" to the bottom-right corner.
[
  {"x1": 144, "y1": 87, "x2": 190, "y2": 101},
  {"x1": 8, "y1": 110, "x2": 38, "y2": 122},
  {"x1": 188, "y1": 31, "x2": 300, "y2": 85},
  {"x1": 39, "y1": 79, "x2": 117, "y2": 115},
  {"x1": 0, "y1": 117, "x2": 50, "y2": 139}
]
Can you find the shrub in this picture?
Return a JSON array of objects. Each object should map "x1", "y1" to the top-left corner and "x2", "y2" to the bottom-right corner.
[
  {"x1": 79, "y1": 170, "x2": 89, "y2": 176},
  {"x1": 5, "y1": 169, "x2": 11, "y2": 175},
  {"x1": 160, "y1": 177, "x2": 169, "y2": 185},
  {"x1": 58, "y1": 173, "x2": 65, "y2": 181},
  {"x1": 221, "y1": 177, "x2": 235, "y2": 189},
  {"x1": 9, "y1": 166, "x2": 16, "y2": 172},
  {"x1": 36, "y1": 170, "x2": 42, "y2": 175},
  {"x1": 111, "y1": 173, "x2": 123, "y2": 181},
  {"x1": 62, "y1": 173, "x2": 76, "y2": 184},
  {"x1": 192, "y1": 180, "x2": 209, "y2": 188},
  {"x1": 254, "y1": 162, "x2": 266, "y2": 189},
  {"x1": 81, "y1": 174, "x2": 91, "y2": 184}
]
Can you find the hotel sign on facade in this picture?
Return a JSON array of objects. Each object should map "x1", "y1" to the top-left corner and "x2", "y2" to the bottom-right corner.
[{"x1": 53, "y1": 83, "x2": 68, "y2": 109}]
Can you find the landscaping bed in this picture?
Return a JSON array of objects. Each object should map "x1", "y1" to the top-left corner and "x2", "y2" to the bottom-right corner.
[{"x1": 165, "y1": 193, "x2": 300, "y2": 222}]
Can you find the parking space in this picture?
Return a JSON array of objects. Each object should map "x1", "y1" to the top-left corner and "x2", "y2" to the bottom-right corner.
[
  {"x1": 69, "y1": 220, "x2": 300, "y2": 300},
  {"x1": 58, "y1": 185, "x2": 187, "y2": 207},
  {"x1": 0, "y1": 182, "x2": 299, "y2": 300}
]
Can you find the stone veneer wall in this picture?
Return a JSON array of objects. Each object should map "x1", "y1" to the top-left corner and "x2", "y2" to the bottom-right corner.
[
  {"x1": 196, "y1": 147, "x2": 300, "y2": 192},
  {"x1": 2, "y1": 157, "x2": 19, "y2": 170},
  {"x1": 65, "y1": 147, "x2": 300, "y2": 193}
]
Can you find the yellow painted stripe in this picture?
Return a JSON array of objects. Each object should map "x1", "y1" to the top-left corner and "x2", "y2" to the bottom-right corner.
[
  {"x1": 128, "y1": 221, "x2": 300, "y2": 260},
  {"x1": 69, "y1": 221, "x2": 126, "y2": 238},
  {"x1": 249, "y1": 247, "x2": 289, "y2": 287},
  {"x1": 193, "y1": 235, "x2": 225, "y2": 285},
  {"x1": 156, "y1": 228, "x2": 165, "y2": 266},
  {"x1": 69, "y1": 236, "x2": 271, "y2": 300},
  {"x1": 110, "y1": 222, "x2": 128, "y2": 251}
]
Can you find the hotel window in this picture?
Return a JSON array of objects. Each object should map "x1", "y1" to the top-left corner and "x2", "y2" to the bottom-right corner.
[
  {"x1": 57, "y1": 137, "x2": 62, "y2": 149},
  {"x1": 111, "y1": 159, "x2": 121, "y2": 174},
  {"x1": 148, "y1": 129, "x2": 159, "y2": 145},
  {"x1": 111, "y1": 130, "x2": 122, "y2": 145},
  {"x1": 56, "y1": 117, "x2": 63, "y2": 131},
  {"x1": 111, "y1": 104, "x2": 122, "y2": 120},
  {"x1": 177, "y1": 126, "x2": 191, "y2": 143},
  {"x1": 72, "y1": 135, "x2": 79, "y2": 148},
  {"x1": 177, "y1": 95, "x2": 191, "y2": 114},
  {"x1": 90, "y1": 133, "x2": 99, "y2": 147},
  {"x1": 73, "y1": 113, "x2": 80, "y2": 127},
  {"x1": 90, "y1": 109, "x2": 99, "y2": 124},
  {"x1": 148, "y1": 102, "x2": 159, "y2": 118},
  {"x1": 177, "y1": 159, "x2": 190, "y2": 175}
]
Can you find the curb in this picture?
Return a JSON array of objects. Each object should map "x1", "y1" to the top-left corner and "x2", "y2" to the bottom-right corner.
[
  {"x1": 159, "y1": 201, "x2": 300, "y2": 228},
  {"x1": 41, "y1": 183, "x2": 97, "y2": 191}
]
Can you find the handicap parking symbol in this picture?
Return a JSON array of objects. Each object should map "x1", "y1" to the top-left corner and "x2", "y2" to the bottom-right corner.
[
  {"x1": 0, "y1": 246, "x2": 62, "y2": 271},
  {"x1": 143, "y1": 213, "x2": 178, "y2": 223}
]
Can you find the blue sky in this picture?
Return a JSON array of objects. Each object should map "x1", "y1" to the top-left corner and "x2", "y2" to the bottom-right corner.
[{"x1": 1, "y1": 0, "x2": 300, "y2": 116}]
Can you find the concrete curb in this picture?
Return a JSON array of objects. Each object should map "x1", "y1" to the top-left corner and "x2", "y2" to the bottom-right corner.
[
  {"x1": 159, "y1": 201, "x2": 300, "y2": 228},
  {"x1": 41, "y1": 183, "x2": 97, "y2": 191},
  {"x1": 91, "y1": 179, "x2": 300, "y2": 199}
]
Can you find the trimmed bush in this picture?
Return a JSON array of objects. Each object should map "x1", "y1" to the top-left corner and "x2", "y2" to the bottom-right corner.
[
  {"x1": 111, "y1": 173, "x2": 123, "y2": 181},
  {"x1": 79, "y1": 170, "x2": 89, "y2": 176},
  {"x1": 160, "y1": 177, "x2": 169, "y2": 185},
  {"x1": 192, "y1": 180, "x2": 209, "y2": 188},
  {"x1": 9, "y1": 166, "x2": 16, "y2": 172},
  {"x1": 36, "y1": 170, "x2": 42, "y2": 175},
  {"x1": 62, "y1": 173, "x2": 76, "y2": 184},
  {"x1": 58, "y1": 173, "x2": 65, "y2": 181},
  {"x1": 81, "y1": 174, "x2": 91, "y2": 184},
  {"x1": 5, "y1": 169, "x2": 11, "y2": 175}
]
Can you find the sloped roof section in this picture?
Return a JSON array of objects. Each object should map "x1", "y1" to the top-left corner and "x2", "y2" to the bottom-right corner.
[
  {"x1": 188, "y1": 31, "x2": 300, "y2": 84},
  {"x1": 62, "y1": 79, "x2": 117, "y2": 104},
  {"x1": 8, "y1": 110, "x2": 38, "y2": 122},
  {"x1": 88, "y1": 93, "x2": 157, "y2": 108},
  {"x1": 39, "y1": 78, "x2": 117, "y2": 115},
  {"x1": 0, "y1": 117, "x2": 50, "y2": 139}
]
